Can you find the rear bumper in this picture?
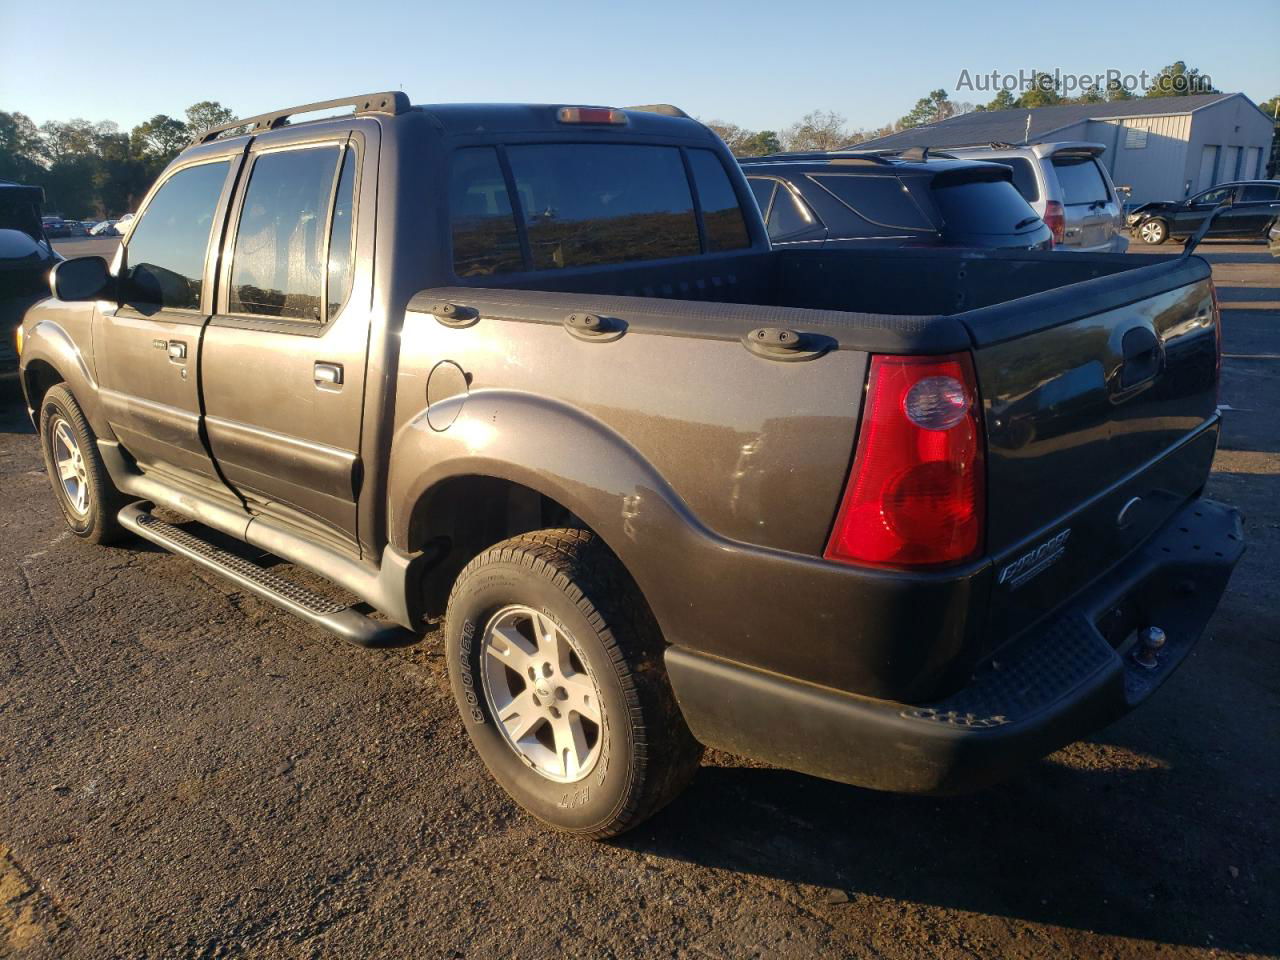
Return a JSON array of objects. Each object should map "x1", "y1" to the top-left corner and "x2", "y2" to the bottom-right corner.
[
  {"x1": 1062, "y1": 234, "x2": 1129, "y2": 254},
  {"x1": 666, "y1": 498, "x2": 1244, "y2": 794}
]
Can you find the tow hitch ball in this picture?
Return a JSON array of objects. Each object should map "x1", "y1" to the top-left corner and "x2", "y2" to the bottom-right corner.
[{"x1": 1132, "y1": 626, "x2": 1167, "y2": 670}]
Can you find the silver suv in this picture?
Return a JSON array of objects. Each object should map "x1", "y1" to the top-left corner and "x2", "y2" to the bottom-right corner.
[{"x1": 943, "y1": 142, "x2": 1128, "y2": 253}]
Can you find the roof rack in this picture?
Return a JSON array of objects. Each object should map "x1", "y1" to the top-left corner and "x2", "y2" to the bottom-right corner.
[
  {"x1": 194, "y1": 91, "x2": 412, "y2": 145},
  {"x1": 744, "y1": 151, "x2": 894, "y2": 165},
  {"x1": 623, "y1": 103, "x2": 691, "y2": 119}
]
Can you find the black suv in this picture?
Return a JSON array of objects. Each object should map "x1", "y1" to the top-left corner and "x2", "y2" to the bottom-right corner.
[
  {"x1": 1128, "y1": 180, "x2": 1280, "y2": 245},
  {"x1": 739, "y1": 151, "x2": 1053, "y2": 251}
]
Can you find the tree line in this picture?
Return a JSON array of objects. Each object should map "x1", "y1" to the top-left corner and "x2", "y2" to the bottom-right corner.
[
  {"x1": 0, "y1": 101, "x2": 238, "y2": 218},
  {"x1": 2, "y1": 62, "x2": 1273, "y2": 219}
]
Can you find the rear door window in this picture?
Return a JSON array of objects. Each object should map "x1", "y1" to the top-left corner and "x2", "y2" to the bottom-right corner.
[
  {"x1": 126, "y1": 160, "x2": 230, "y2": 310},
  {"x1": 1239, "y1": 183, "x2": 1280, "y2": 202},
  {"x1": 687, "y1": 149, "x2": 750, "y2": 250},
  {"x1": 932, "y1": 178, "x2": 1040, "y2": 235},
  {"x1": 326, "y1": 148, "x2": 358, "y2": 319},
  {"x1": 506, "y1": 144, "x2": 699, "y2": 269},
  {"x1": 809, "y1": 174, "x2": 932, "y2": 231},
  {"x1": 229, "y1": 145, "x2": 340, "y2": 321},
  {"x1": 1052, "y1": 156, "x2": 1110, "y2": 205}
]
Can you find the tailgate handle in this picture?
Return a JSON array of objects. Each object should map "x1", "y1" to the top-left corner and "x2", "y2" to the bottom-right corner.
[{"x1": 1118, "y1": 327, "x2": 1162, "y2": 391}]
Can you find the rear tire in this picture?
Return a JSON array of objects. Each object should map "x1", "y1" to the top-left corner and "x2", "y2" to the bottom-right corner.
[
  {"x1": 445, "y1": 529, "x2": 703, "y2": 838},
  {"x1": 1138, "y1": 218, "x2": 1168, "y2": 245},
  {"x1": 38, "y1": 384, "x2": 128, "y2": 544}
]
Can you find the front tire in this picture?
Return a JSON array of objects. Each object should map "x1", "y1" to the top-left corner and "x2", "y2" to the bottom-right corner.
[
  {"x1": 1138, "y1": 218, "x2": 1168, "y2": 245},
  {"x1": 445, "y1": 529, "x2": 702, "y2": 837},
  {"x1": 38, "y1": 384, "x2": 128, "y2": 544}
]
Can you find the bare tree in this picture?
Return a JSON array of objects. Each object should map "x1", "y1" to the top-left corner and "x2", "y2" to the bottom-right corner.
[{"x1": 780, "y1": 110, "x2": 850, "y2": 152}]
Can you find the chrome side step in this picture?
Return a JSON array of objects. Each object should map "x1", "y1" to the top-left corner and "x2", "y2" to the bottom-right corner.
[{"x1": 118, "y1": 503, "x2": 413, "y2": 647}]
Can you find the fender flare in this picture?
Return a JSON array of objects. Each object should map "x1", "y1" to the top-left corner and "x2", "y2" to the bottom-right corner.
[
  {"x1": 387, "y1": 390, "x2": 714, "y2": 634},
  {"x1": 20, "y1": 314, "x2": 114, "y2": 439}
]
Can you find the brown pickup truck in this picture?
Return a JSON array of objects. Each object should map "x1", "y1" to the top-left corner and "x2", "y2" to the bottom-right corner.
[{"x1": 17, "y1": 92, "x2": 1243, "y2": 837}]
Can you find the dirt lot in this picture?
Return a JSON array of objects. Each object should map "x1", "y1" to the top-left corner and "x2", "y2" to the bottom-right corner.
[{"x1": 1, "y1": 242, "x2": 1277, "y2": 959}]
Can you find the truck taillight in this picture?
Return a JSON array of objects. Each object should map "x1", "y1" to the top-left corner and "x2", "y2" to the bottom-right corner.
[
  {"x1": 824, "y1": 353, "x2": 985, "y2": 568},
  {"x1": 1042, "y1": 201, "x2": 1066, "y2": 245}
]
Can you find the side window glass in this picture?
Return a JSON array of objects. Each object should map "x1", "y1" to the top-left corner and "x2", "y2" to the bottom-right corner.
[
  {"x1": 748, "y1": 178, "x2": 776, "y2": 215},
  {"x1": 687, "y1": 149, "x2": 751, "y2": 251},
  {"x1": 1239, "y1": 184, "x2": 1278, "y2": 202},
  {"x1": 229, "y1": 146, "x2": 340, "y2": 321},
  {"x1": 125, "y1": 160, "x2": 229, "y2": 310},
  {"x1": 450, "y1": 147, "x2": 523, "y2": 277},
  {"x1": 811, "y1": 174, "x2": 933, "y2": 231},
  {"x1": 767, "y1": 186, "x2": 815, "y2": 239},
  {"x1": 326, "y1": 148, "x2": 357, "y2": 320}
]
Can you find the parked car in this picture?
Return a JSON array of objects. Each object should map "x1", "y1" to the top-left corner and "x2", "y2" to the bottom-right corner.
[
  {"x1": 41, "y1": 217, "x2": 70, "y2": 239},
  {"x1": 63, "y1": 220, "x2": 89, "y2": 238},
  {"x1": 1128, "y1": 180, "x2": 1280, "y2": 244},
  {"x1": 739, "y1": 151, "x2": 1053, "y2": 251},
  {"x1": 939, "y1": 142, "x2": 1129, "y2": 253},
  {"x1": 89, "y1": 220, "x2": 119, "y2": 236},
  {"x1": 20, "y1": 93, "x2": 1242, "y2": 838},
  {"x1": 1, "y1": 181, "x2": 59, "y2": 303}
]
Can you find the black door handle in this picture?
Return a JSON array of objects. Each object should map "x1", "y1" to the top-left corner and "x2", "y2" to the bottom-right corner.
[{"x1": 1119, "y1": 327, "x2": 1161, "y2": 389}]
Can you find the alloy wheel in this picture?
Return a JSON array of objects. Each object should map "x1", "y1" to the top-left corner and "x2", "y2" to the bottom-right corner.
[
  {"x1": 51, "y1": 417, "x2": 90, "y2": 517},
  {"x1": 479, "y1": 604, "x2": 603, "y2": 783}
]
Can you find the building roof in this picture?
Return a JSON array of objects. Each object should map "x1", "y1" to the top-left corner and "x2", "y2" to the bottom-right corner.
[{"x1": 858, "y1": 93, "x2": 1244, "y2": 151}]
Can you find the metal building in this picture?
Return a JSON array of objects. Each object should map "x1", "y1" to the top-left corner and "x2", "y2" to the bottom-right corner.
[{"x1": 859, "y1": 93, "x2": 1275, "y2": 204}]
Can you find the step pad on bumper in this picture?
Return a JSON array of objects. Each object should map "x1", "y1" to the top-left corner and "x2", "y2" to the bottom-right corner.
[
  {"x1": 904, "y1": 616, "x2": 1111, "y2": 729},
  {"x1": 119, "y1": 503, "x2": 411, "y2": 647}
]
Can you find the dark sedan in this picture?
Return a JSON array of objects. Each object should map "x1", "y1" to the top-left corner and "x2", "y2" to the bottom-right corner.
[
  {"x1": 739, "y1": 151, "x2": 1053, "y2": 251},
  {"x1": 1129, "y1": 180, "x2": 1280, "y2": 244}
]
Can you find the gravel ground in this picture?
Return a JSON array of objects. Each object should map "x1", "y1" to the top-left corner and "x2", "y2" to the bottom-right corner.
[{"x1": 0, "y1": 242, "x2": 1276, "y2": 959}]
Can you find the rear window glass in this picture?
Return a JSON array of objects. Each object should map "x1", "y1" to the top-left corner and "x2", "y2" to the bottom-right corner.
[
  {"x1": 932, "y1": 178, "x2": 1040, "y2": 235},
  {"x1": 987, "y1": 158, "x2": 1040, "y2": 202},
  {"x1": 688, "y1": 149, "x2": 751, "y2": 251},
  {"x1": 506, "y1": 144, "x2": 699, "y2": 270},
  {"x1": 1052, "y1": 157, "x2": 1110, "y2": 205},
  {"x1": 810, "y1": 174, "x2": 932, "y2": 231},
  {"x1": 450, "y1": 147, "x2": 523, "y2": 278},
  {"x1": 0, "y1": 194, "x2": 42, "y2": 241}
]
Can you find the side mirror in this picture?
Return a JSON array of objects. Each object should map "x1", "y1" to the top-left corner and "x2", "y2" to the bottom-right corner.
[{"x1": 50, "y1": 256, "x2": 113, "y2": 302}]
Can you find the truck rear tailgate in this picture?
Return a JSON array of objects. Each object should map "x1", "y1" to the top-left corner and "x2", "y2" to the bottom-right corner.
[{"x1": 964, "y1": 257, "x2": 1220, "y2": 647}]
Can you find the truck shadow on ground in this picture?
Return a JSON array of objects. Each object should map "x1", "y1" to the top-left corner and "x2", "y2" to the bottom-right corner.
[{"x1": 625, "y1": 750, "x2": 1271, "y2": 954}]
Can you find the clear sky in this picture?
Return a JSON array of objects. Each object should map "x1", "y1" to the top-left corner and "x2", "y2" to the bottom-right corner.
[{"x1": 3, "y1": 0, "x2": 1277, "y2": 133}]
